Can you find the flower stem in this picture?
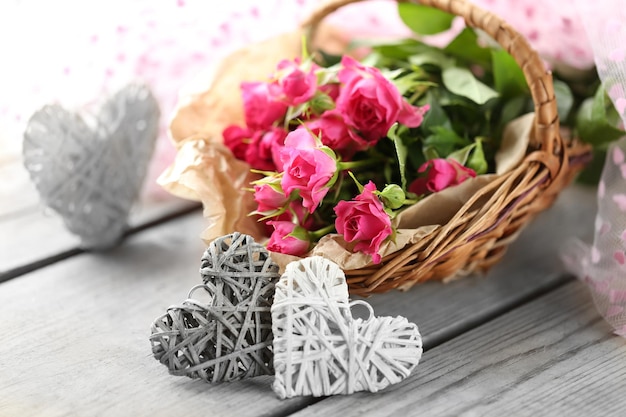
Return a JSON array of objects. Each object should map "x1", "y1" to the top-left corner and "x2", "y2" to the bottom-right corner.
[
  {"x1": 338, "y1": 158, "x2": 380, "y2": 171},
  {"x1": 309, "y1": 224, "x2": 336, "y2": 241}
]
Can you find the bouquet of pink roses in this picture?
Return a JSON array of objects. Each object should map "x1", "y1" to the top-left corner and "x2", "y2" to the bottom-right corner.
[
  {"x1": 223, "y1": 55, "x2": 437, "y2": 262},
  {"x1": 161, "y1": 0, "x2": 606, "y2": 294}
]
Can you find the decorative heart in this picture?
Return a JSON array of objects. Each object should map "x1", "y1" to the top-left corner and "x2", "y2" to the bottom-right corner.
[
  {"x1": 22, "y1": 84, "x2": 159, "y2": 249},
  {"x1": 271, "y1": 256, "x2": 423, "y2": 399},
  {"x1": 150, "y1": 233, "x2": 280, "y2": 382}
]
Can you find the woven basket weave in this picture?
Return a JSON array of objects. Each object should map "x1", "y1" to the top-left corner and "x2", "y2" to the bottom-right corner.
[{"x1": 302, "y1": 0, "x2": 592, "y2": 296}]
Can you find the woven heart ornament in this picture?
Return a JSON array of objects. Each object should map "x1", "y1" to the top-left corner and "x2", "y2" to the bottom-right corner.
[
  {"x1": 150, "y1": 233, "x2": 280, "y2": 382},
  {"x1": 271, "y1": 256, "x2": 423, "y2": 399},
  {"x1": 22, "y1": 84, "x2": 159, "y2": 249}
]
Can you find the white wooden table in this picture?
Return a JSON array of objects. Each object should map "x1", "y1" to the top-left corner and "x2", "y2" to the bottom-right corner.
[{"x1": 2, "y1": 143, "x2": 625, "y2": 417}]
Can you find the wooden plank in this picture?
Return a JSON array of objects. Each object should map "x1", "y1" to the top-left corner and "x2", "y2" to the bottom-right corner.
[
  {"x1": 292, "y1": 281, "x2": 626, "y2": 417},
  {"x1": 0, "y1": 156, "x2": 39, "y2": 218},
  {"x1": 0, "y1": 185, "x2": 599, "y2": 417},
  {"x1": 0, "y1": 195, "x2": 199, "y2": 279}
]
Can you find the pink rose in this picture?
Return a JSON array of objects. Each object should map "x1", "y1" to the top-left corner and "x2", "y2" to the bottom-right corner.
[
  {"x1": 222, "y1": 125, "x2": 251, "y2": 161},
  {"x1": 280, "y1": 129, "x2": 337, "y2": 213},
  {"x1": 334, "y1": 181, "x2": 392, "y2": 264},
  {"x1": 399, "y1": 101, "x2": 430, "y2": 127},
  {"x1": 275, "y1": 59, "x2": 318, "y2": 106},
  {"x1": 283, "y1": 126, "x2": 317, "y2": 148},
  {"x1": 245, "y1": 127, "x2": 287, "y2": 171},
  {"x1": 267, "y1": 221, "x2": 310, "y2": 256},
  {"x1": 409, "y1": 159, "x2": 477, "y2": 195},
  {"x1": 336, "y1": 56, "x2": 427, "y2": 144},
  {"x1": 273, "y1": 199, "x2": 316, "y2": 230},
  {"x1": 254, "y1": 183, "x2": 288, "y2": 213},
  {"x1": 241, "y1": 81, "x2": 288, "y2": 129},
  {"x1": 319, "y1": 83, "x2": 340, "y2": 101},
  {"x1": 305, "y1": 110, "x2": 360, "y2": 156}
]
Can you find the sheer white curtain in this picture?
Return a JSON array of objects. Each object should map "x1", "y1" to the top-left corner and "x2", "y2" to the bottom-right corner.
[{"x1": 564, "y1": 0, "x2": 626, "y2": 337}]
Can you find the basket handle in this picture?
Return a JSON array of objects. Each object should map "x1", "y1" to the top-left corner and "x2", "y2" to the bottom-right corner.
[{"x1": 303, "y1": 0, "x2": 563, "y2": 157}]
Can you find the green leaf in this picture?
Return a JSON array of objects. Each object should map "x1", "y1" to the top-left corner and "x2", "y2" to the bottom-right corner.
[
  {"x1": 491, "y1": 49, "x2": 528, "y2": 98},
  {"x1": 380, "y1": 68, "x2": 405, "y2": 80},
  {"x1": 309, "y1": 92, "x2": 335, "y2": 115},
  {"x1": 423, "y1": 126, "x2": 469, "y2": 157},
  {"x1": 400, "y1": 154, "x2": 419, "y2": 175},
  {"x1": 391, "y1": 72, "x2": 434, "y2": 96},
  {"x1": 576, "y1": 86, "x2": 625, "y2": 146},
  {"x1": 287, "y1": 225, "x2": 310, "y2": 242},
  {"x1": 408, "y1": 50, "x2": 454, "y2": 69},
  {"x1": 576, "y1": 148, "x2": 605, "y2": 185},
  {"x1": 499, "y1": 96, "x2": 530, "y2": 127},
  {"x1": 348, "y1": 171, "x2": 365, "y2": 193},
  {"x1": 387, "y1": 123, "x2": 409, "y2": 190},
  {"x1": 284, "y1": 102, "x2": 307, "y2": 125},
  {"x1": 444, "y1": 28, "x2": 492, "y2": 68},
  {"x1": 368, "y1": 39, "x2": 432, "y2": 60},
  {"x1": 467, "y1": 139, "x2": 488, "y2": 174},
  {"x1": 420, "y1": 96, "x2": 452, "y2": 132},
  {"x1": 437, "y1": 88, "x2": 476, "y2": 108},
  {"x1": 447, "y1": 143, "x2": 476, "y2": 165},
  {"x1": 442, "y1": 67, "x2": 499, "y2": 104},
  {"x1": 553, "y1": 80, "x2": 574, "y2": 123},
  {"x1": 398, "y1": 3, "x2": 455, "y2": 35},
  {"x1": 422, "y1": 146, "x2": 440, "y2": 161},
  {"x1": 315, "y1": 65, "x2": 340, "y2": 86},
  {"x1": 319, "y1": 145, "x2": 337, "y2": 160}
]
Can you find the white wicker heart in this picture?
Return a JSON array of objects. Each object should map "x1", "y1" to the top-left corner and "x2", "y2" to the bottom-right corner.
[
  {"x1": 271, "y1": 256, "x2": 423, "y2": 399},
  {"x1": 23, "y1": 84, "x2": 159, "y2": 249}
]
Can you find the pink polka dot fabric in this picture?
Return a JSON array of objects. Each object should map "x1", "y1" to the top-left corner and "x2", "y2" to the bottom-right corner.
[
  {"x1": 566, "y1": 143, "x2": 626, "y2": 338},
  {"x1": 564, "y1": 0, "x2": 626, "y2": 339},
  {"x1": 474, "y1": 0, "x2": 593, "y2": 69}
]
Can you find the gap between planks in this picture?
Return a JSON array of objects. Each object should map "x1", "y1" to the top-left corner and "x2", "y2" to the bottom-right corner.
[{"x1": 0, "y1": 201, "x2": 201, "y2": 283}]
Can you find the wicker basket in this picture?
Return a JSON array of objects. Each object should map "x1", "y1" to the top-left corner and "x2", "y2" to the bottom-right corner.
[{"x1": 299, "y1": 0, "x2": 592, "y2": 296}]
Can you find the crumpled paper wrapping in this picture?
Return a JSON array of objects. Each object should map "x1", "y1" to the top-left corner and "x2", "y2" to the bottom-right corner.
[
  {"x1": 159, "y1": 22, "x2": 534, "y2": 271},
  {"x1": 495, "y1": 113, "x2": 534, "y2": 175},
  {"x1": 158, "y1": 136, "x2": 266, "y2": 241}
]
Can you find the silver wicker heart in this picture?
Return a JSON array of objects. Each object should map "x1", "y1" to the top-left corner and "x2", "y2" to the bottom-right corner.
[
  {"x1": 23, "y1": 84, "x2": 159, "y2": 249},
  {"x1": 150, "y1": 233, "x2": 280, "y2": 382},
  {"x1": 271, "y1": 256, "x2": 423, "y2": 399}
]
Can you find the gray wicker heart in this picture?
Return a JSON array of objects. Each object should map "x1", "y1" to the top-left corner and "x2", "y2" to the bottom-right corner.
[
  {"x1": 150, "y1": 233, "x2": 280, "y2": 382},
  {"x1": 22, "y1": 84, "x2": 159, "y2": 249},
  {"x1": 272, "y1": 256, "x2": 423, "y2": 399}
]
